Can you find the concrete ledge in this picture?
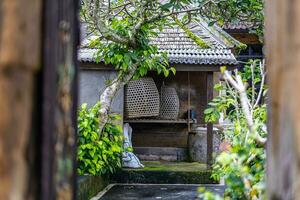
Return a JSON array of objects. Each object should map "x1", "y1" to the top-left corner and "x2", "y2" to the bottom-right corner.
[
  {"x1": 111, "y1": 161, "x2": 217, "y2": 184},
  {"x1": 77, "y1": 175, "x2": 109, "y2": 200}
]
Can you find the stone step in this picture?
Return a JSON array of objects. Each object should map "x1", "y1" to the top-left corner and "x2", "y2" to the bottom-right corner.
[
  {"x1": 134, "y1": 147, "x2": 187, "y2": 161},
  {"x1": 111, "y1": 161, "x2": 217, "y2": 184}
]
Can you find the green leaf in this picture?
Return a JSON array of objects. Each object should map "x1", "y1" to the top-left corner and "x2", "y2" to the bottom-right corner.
[
  {"x1": 220, "y1": 66, "x2": 227, "y2": 73},
  {"x1": 208, "y1": 21, "x2": 216, "y2": 27},
  {"x1": 204, "y1": 108, "x2": 214, "y2": 114},
  {"x1": 160, "y1": 3, "x2": 173, "y2": 11},
  {"x1": 163, "y1": 68, "x2": 169, "y2": 77},
  {"x1": 170, "y1": 67, "x2": 176, "y2": 75}
]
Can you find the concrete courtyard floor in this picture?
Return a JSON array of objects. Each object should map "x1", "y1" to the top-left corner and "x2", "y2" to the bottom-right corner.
[{"x1": 96, "y1": 184, "x2": 225, "y2": 200}]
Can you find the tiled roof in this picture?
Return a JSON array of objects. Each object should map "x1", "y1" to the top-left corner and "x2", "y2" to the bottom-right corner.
[
  {"x1": 223, "y1": 22, "x2": 255, "y2": 30},
  {"x1": 79, "y1": 20, "x2": 240, "y2": 66},
  {"x1": 79, "y1": 48, "x2": 237, "y2": 65}
]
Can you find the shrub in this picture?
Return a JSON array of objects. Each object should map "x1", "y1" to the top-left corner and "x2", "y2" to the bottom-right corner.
[
  {"x1": 77, "y1": 102, "x2": 124, "y2": 175},
  {"x1": 200, "y1": 60, "x2": 267, "y2": 199}
]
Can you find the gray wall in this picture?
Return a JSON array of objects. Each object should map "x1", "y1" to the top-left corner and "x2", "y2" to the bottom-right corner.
[{"x1": 79, "y1": 69, "x2": 124, "y2": 114}]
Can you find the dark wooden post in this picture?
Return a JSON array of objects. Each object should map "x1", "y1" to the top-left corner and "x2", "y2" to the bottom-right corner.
[
  {"x1": 206, "y1": 72, "x2": 214, "y2": 167},
  {"x1": 42, "y1": 0, "x2": 79, "y2": 199}
]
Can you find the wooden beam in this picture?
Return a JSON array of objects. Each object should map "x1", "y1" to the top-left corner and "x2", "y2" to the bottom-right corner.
[
  {"x1": 206, "y1": 72, "x2": 214, "y2": 167},
  {"x1": 175, "y1": 64, "x2": 237, "y2": 72},
  {"x1": 80, "y1": 62, "x2": 117, "y2": 71},
  {"x1": 80, "y1": 62, "x2": 237, "y2": 72}
]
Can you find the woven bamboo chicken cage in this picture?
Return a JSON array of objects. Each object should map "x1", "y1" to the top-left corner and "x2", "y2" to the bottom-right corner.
[
  {"x1": 159, "y1": 85, "x2": 180, "y2": 120},
  {"x1": 125, "y1": 77, "x2": 160, "y2": 119}
]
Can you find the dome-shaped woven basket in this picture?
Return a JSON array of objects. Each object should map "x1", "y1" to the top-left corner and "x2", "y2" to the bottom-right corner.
[
  {"x1": 125, "y1": 77, "x2": 160, "y2": 119},
  {"x1": 159, "y1": 85, "x2": 180, "y2": 120}
]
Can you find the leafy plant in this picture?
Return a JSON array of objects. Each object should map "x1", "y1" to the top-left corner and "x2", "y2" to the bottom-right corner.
[
  {"x1": 200, "y1": 60, "x2": 267, "y2": 199},
  {"x1": 77, "y1": 102, "x2": 124, "y2": 175},
  {"x1": 194, "y1": 0, "x2": 264, "y2": 40}
]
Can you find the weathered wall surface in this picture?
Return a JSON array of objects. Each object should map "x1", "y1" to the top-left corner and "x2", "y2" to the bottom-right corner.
[{"x1": 79, "y1": 69, "x2": 124, "y2": 114}]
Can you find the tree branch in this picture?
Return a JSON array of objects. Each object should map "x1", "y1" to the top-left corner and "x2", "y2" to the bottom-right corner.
[
  {"x1": 253, "y1": 60, "x2": 266, "y2": 109},
  {"x1": 223, "y1": 70, "x2": 267, "y2": 146},
  {"x1": 98, "y1": 63, "x2": 139, "y2": 134}
]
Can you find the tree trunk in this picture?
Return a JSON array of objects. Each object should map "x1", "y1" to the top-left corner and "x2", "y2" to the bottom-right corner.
[
  {"x1": 266, "y1": 0, "x2": 300, "y2": 199},
  {"x1": 99, "y1": 65, "x2": 138, "y2": 133},
  {"x1": 99, "y1": 77, "x2": 124, "y2": 134}
]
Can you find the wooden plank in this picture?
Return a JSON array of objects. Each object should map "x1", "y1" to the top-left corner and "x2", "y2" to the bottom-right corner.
[
  {"x1": 206, "y1": 72, "x2": 214, "y2": 167},
  {"x1": 132, "y1": 132, "x2": 188, "y2": 148}
]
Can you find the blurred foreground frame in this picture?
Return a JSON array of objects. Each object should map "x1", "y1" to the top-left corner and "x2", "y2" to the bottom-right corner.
[
  {"x1": 266, "y1": 0, "x2": 300, "y2": 199},
  {"x1": 1, "y1": 0, "x2": 300, "y2": 199},
  {"x1": 0, "y1": 0, "x2": 79, "y2": 199}
]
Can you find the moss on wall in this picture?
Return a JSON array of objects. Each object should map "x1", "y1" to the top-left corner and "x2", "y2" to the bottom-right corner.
[{"x1": 111, "y1": 161, "x2": 217, "y2": 184}]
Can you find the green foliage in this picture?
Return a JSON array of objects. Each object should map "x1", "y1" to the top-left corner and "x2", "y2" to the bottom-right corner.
[
  {"x1": 204, "y1": 83, "x2": 236, "y2": 124},
  {"x1": 82, "y1": 0, "x2": 264, "y2": 84},
  {"x1": 210, "y1": 133, "x2": 266, "y2": 199},
  {"x1": 194, "y1": 0, "x2": 264, "y2": 40},
  {"x1": 77, "y1": 102, "x2": 124, "y2": 175},
  {"x1": 81, "y1": 0, "x2": 192, "y2": 81},
  {"x1": 201, "y1": 60, "x2": 267, "y2": 199},
  {"x1": 198, "y1": 187, "x2": 224, "y2": 200},
  {"x1": 91, "y1": 35, "x2": 175, "y2": 80},
  {"x1": 241, "y1": 59, "x2": 267, "y2": 101}
]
